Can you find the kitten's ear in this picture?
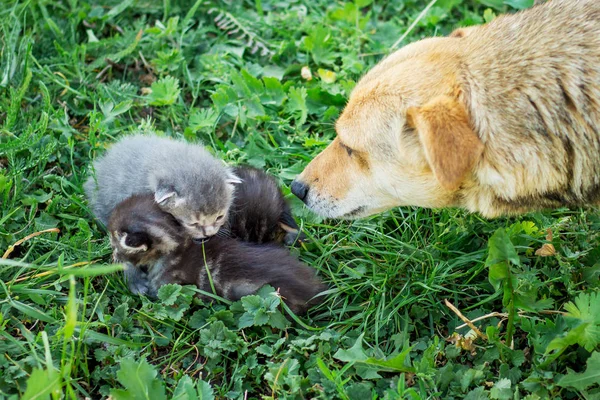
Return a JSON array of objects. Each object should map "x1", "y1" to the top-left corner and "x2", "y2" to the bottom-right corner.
[
  {"x1": 154, "y1": 184, "x2": 177, "y2": 204},
  {"x1": 119, "y1": 232, "x2": 151, "y2": 253},
  {"x1": 226, "y1": 172, "x2": 242, "y2": 185}
]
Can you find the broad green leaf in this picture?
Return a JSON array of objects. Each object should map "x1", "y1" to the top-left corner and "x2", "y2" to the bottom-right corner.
[
  {"x1": 303, "y1": 26, "x2": 335, "y2": 65},
  {"x1": 256, "y1": 344, "x2": 274, "y2": 356},
  {"x1": 285, "y1": 87, "x2": 308, "y2": 125},
  {"x1": 490, "y1": 378, "x2": 512, "y2": 400},
  {"x1": 110, "y1": 359, "x2": 167, "y2": 400},
  {"x1": 263, "y1": 77, "x2": 285, "y2": 106},
  {"x1": 211, "y1": 86, "x2": 237, "y2": 111},
  {"x1": 362, "y1": 347, "x2": 413, "y2": 373},
  {"x1": 34, "y1": 213, "x2": 59, "y2": 230},
  {"x1": 346, "y1": 382, "x2": 373, "y2": 399},
  {"x1": 254, "y1": 309, "x2": 270, "y2": 326},
  {"x1": 464, "y1": 387, "x2": 489, "y2": 400},
  {"x1": 230, "y1": 71, "x2": 251, "y2": 97},
  {"x1": 188, "y1": 309, "x2": 211, "y2": 329},
  {"x1": 245, "y1": 96, "x2": 265, "y2": 118},
  {"x1": 241, "y1": 295, "x2": 262, "y2": 313},
  {"x1": 196, "y1": 380, "x2": 215, "y2": 400},
  {"x1": 486, "y1": 228, "x2": 520, "y2": 267},
  {"x1": 172, "y1": 376, "x2": 213, "y2": 400},
  {"x1": 557, "y1": 351, "x2": 600, "y2": 392},
  {"x1": 355, "y1": 364, "x2": 382, "y2": 380},
  {"x1": 200, "y1": 321, "x2": 245, "y2": 358},
  {"x1": 334, "y1": 334, "x2": 414, "y2": 373},
  {"x1": 334, "y1": 333, "x2": 368, "y2": 362},
  {"x1": 172, "y1": 376, "x2": 196, "y2": 400},
  {"x1": 158, "y1": 284, "x2": 182, "y2": 306},
  {"x1": 268, "y1": 311, "x2": 289, "y2": 330},
  {"x1": 241, "y1": 70, "x2": 263, "y2": 93},
  {"x1": 21, "y1": 368, "x2": 60, "y2": 400},
  {"x1": 461, "y1": 368, "x2": 485, "y2": 392},
  {"x1": 238, "y1": 312, "x2": 255, "y2": 329},
  {"x1": 265, "y1": 358, "x2": 302, "y2": 393},
  {"x1": 486, "y1": 229, "x2": 520, "y2": 294},
  {"x1": 166, "y1": 302, "x2": 190, "y2": 322},
  {"x1": 488, "y1": 262, "x2": 509, "y2": 290}
]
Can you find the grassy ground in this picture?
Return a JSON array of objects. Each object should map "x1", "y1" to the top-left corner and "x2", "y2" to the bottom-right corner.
[{"x1": 1, "y1": 0, "x2": 599, "y2": 398}]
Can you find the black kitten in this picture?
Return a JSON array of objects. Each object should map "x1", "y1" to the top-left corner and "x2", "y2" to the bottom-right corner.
[{"x1": 224, "y1": 166, "x2": 305, "y2": 246}]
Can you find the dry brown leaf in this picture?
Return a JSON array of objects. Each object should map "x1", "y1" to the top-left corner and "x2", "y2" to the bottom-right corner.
[
  {"x1": 447, "y1": 331, "x2": 477, "y2": 355},
  {"x1": 535, "y1": 229, "x2": 556, "y2": 257}
]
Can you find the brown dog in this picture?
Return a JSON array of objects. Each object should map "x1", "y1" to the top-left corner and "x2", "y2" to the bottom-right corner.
[{"x1": 291, "y1": 0, "x2": 600, "y2": 219}]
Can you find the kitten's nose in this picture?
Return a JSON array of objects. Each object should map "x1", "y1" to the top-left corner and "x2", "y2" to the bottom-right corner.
[{"x1": 291, "y1": 180, "x2": 309, "y2": 202}]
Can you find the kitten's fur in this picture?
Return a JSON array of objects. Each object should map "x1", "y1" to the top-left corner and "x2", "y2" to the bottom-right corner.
[
  {"x1": 118, "y1": 165, "x2": 305, "y2": 295},
  {"x1": 108, "y1": 195, "x2": 326, "y2": 314},
  {"x1": 225, "y1": 166, "x2": 305, "y2": 245},
  {"x1": 85, "y1": 134, "x2": 240, "y2": 240}
]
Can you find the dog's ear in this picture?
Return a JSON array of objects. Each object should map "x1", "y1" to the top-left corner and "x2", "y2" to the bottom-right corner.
[
  {"x1": 406, "y1": 95, "x2": 483, "y2": 191},
  {"x1": 449, "y1": 26, "x2": 475, "y2": 38}
]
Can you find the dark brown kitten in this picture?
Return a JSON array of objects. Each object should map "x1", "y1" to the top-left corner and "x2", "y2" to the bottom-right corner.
[
  {"x1": 224, "y1": 166, "x2": 305, "y2": 246},
  {"x1": 108, "y1": 195, "x2": 326, "y2": 314}
]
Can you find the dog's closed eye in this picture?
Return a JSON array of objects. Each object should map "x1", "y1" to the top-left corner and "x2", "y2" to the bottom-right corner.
[{"x1": 339, "y1": 141, "x2": 354, "y2": 156}]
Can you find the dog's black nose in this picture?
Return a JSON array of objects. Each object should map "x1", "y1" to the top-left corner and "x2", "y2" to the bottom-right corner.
[{"x1": 291, "y1": 180, "x2": 309, "y2": 201}]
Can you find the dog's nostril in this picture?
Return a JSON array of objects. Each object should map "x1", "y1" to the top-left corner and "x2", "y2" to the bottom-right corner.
[{"x1": 291, "y1": 180, "x2": 309, "y2": 201}]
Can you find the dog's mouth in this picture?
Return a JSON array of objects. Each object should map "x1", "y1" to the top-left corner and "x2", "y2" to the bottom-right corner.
[{"x1": 339, "y1": 206, "x2": 368, "y2": 219}]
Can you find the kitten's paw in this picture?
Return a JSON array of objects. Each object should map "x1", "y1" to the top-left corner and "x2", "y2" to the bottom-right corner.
[
  {"x1": 283, "y1": 230, "x2": 308, "y2": 247},
  {"x1": 127, "y1": 277, "x2": 150, "y2": 296},
  {"x1": 145, "y1": 284, "x2": 159, "y2": 300},
  {"x1": 123, "y1": 265, "x2": 150, "y2": 296}
]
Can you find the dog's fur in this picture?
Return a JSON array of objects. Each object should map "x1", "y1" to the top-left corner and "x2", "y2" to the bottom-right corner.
[{"x1": 293, "y1": 0, "x2": 600, "y2": 219}]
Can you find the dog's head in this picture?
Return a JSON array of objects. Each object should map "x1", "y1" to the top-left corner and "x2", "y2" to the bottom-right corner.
[{"x1": 292, "y1": 37, "x2": 484, "y2": 219}]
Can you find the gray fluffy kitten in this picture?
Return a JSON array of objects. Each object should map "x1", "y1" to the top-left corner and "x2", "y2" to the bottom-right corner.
[{"x1": 84, "y1": 134, "x2": 240, "y2": 241}]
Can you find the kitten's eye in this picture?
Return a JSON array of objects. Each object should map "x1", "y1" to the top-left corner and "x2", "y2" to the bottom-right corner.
[
  {"x1": 215, "y1": 215, "x2": 225, "y2": 223},
  {"x1": 171, "y1": 217, "x2": 182, "y2": 227}
]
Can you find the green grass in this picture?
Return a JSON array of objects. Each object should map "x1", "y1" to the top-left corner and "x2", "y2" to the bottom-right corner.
[{"x1": 1, "y1": 0, "x2": 599, "y2": 398}]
